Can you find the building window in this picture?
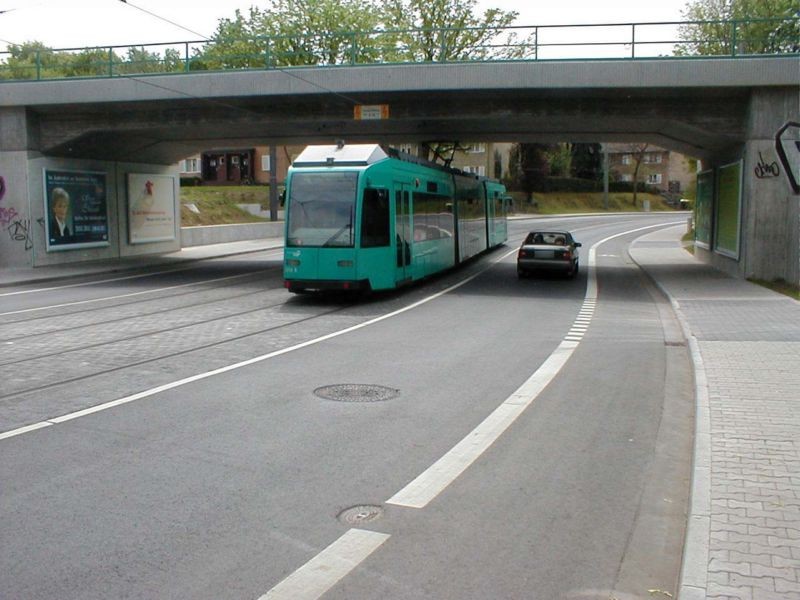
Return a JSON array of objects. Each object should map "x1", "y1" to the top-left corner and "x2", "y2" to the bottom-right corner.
[
  {"x1": 461, "y1": 166, "x2": 486, "y2": 176},
  {"x1": 261, "y1": 155, "x2": 271, "y2": 172},
  {"x1": 647, "y1": 173, "x2": 663, "y2": 184},
  {"x1": 184, "y1": 158, "x2": 199, "y2": 173},
  {"x1": 465, "y1": 143, "x2": 486, "y2": 154},
  {"x1": 621, "y1": 154, "x2": 632, "y2": 165},
  {"x1": 621, "y1": 174, "x2": 633, "y2": 182},
  {"x1": 644, "y1": 153, "x2": 663, "y2": 164}
]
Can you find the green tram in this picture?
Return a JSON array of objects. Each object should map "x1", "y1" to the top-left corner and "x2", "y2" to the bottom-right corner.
[{"x1": 283, "y1": 144, "x2": 509, "y2": 293}]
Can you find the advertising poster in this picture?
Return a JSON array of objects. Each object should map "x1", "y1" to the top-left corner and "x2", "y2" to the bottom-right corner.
[
  {"x1": 714, "y1": 161, "x2": 742, "y2": 259},
  {"x1": 44, "y1": 169, "x2": 109, "y2": 251},
  {"x1": 694, "y1": 169, "x2": 713, "y2": 248},
  {"x1": 127, "y1": 174, "x2": 177, "y2": 244}
]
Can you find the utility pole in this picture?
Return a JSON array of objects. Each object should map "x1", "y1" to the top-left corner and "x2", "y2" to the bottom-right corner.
[
  {"x1": 603, "y1": 144, "x2": 609, "y2": 210},
  {"x1": 268, "y1": 145, "x2": 278, "y2": 221}
]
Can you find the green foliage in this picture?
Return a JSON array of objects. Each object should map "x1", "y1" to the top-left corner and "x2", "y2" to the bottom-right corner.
[
  {"x1": 676, "y1": 0, "x2": 800, "y2": 56},
  {"x1": 508, "y1": 143, "x2": 557, "y2": 196},
  {"x1": 569, "y1": 143, "x2": 602, "y2": 180},
  {"x1": 198, "y1": 0, "x2": 529, "y2": 68},
  {"x1": 544, "y1": 144, "x2": 572, "y2": 177},
  {"x1": 0, "y1": 41, "x2": 186, "y2": 80},
  {"x1": 381, "y1": 0, "x2": 531, "y2": 61},
  {"x1": 201, "y1": 0, "x2": 384, "y2": 69}
]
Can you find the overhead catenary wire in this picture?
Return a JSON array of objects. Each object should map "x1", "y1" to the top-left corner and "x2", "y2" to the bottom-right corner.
[
  {"x1": 116, "y1": 0, "x2": 210, "y2": 41},
  {"x1": 113, "y1": 0, "x2": 364, "y2": 107}
]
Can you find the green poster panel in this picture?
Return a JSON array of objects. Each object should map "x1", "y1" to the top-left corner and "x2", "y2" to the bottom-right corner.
[
  {"x1": 695, "y1": 169, "x2": 713, "y2": 248},
  {"x1": 714, "y1": 161, "x2": 742, "y2": 259}
]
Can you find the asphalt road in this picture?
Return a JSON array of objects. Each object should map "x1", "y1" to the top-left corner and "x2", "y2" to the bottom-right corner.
[{"x1": 0, "y1": 213, "x2": 694, "y2": 600}]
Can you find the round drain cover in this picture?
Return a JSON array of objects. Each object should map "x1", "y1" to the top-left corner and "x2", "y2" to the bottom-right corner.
[
  {"x1": 337, "y1": 505, "x2": 384, "y2": 525},
  {"x1": 314, "y1": 384, "x2": 399, "y2": 403}
]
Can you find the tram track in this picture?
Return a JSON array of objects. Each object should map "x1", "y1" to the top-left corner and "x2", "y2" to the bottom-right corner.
[
  {"x1": 0, "y1": 298, "x2": 359, "y2": 403},
  {"x1": 0, "y1": 276, "x2": 283, "y2": 344}
]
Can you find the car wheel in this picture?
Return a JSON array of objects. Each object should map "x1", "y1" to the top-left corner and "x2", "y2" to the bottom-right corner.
[{"x1": 568, "y1": 261, "x2": 579, "y2": 279}]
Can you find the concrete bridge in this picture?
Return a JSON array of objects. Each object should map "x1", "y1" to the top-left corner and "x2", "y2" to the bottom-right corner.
[{"x1": 1, "y1": 55, "x2": 798, "y2": 284}]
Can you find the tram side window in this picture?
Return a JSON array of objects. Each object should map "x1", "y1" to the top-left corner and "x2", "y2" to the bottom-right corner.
[{"x1": 361, "y1": 188, "x2": 390, "y2": 247}]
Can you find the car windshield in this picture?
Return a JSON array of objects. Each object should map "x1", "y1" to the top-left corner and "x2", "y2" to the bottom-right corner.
[
  {"x1": 524, "y1": 232, "x2": 568, "y2": 245},
  {"x1": 287, "y1": 171, "x2": 358, "y2": 247}
]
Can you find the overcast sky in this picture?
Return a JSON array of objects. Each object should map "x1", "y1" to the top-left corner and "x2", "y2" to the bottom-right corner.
[{"x1": 0, "y1": 0, "x2": 693, "y2": 53}]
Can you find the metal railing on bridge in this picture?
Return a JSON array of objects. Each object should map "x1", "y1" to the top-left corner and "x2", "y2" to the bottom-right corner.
[{"x1": 0, "y1": 17, "x2": 797, "y2": 82}]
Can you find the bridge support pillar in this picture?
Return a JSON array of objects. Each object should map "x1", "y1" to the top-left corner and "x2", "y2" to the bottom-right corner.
[
  {"x1": 0, "y1": 108, "x2": 182, "y2": 271},
  {"x1": 0, "y1": 107, "x2": 40, "y2": 268},
  {"x1": 696, "y1": 87, "x2": 799, "y2": 286}
]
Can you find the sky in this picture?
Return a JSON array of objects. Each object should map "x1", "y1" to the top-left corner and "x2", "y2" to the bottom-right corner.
[{"x1": 0, "y1": 0, "x2": 692, "y2": 52}]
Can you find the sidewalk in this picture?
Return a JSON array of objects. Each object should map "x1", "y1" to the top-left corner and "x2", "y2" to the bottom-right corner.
[
  {"x1": 630, "y1": 226, "x2": 800, "y2": 600},
  {"x1": 0, "y1": 238, "x2": 283, "y2": 288}
]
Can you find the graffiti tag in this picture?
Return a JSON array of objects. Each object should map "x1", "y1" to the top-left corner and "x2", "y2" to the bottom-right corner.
[
  {"x1": 754, "y1": 151, "x2": 780, "y2": 179},
  {"x1": 0, "y1": 205, "x2": 18, "y2": 226},
  {"x1": 7, "y1": 218, "x2": 33, "y2": 251}
]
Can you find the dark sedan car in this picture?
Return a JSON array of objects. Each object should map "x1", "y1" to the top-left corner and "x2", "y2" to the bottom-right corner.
[{"x1": 517, "y1": 230, "x2": 582, "y2": 278}]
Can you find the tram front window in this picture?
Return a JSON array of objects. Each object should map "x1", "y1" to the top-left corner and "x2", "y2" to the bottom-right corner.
[{"x1": 287, "y1": 172, "x2": 357, "y2": 247}]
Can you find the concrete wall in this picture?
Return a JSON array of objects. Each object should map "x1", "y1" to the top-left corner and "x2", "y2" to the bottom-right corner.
[
  {"x1": 0, "y1": 151, "x2": 35, "y2": 268},
  {"x1": 180, "y1": 222, "x2": 284, "y2": 247},
  {"x1": 694, "y1": 88, "x2": 800, "y2": 285},
  {"x1": 0, "y1": 126, "x2": 181, "y2": 269},
  {"x1": 23, "y1": 157, "x2": 180, "y2": 268}
]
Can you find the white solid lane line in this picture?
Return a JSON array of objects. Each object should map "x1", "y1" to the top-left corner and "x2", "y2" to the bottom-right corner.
[
  {"x1": 386, "y1": 221, "x2": 679, "y2": 510},
  {"x1": 0, "y1": 269, "x2": 275, "y2": 317},
  {"x1": 0, "y1": 249, "x2": 284, "y2": 298},
  {"x1": 0, "y1": 248, "x2": 519, "y2": 442},
  {"x1": 258, "y1": 529, "x2": 390, "y2": 600}
]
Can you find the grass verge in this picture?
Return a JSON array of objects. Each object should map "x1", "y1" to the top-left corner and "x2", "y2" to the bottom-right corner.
[{"x1": 180, "y1": 185, "x2": 272, "y2": 226}]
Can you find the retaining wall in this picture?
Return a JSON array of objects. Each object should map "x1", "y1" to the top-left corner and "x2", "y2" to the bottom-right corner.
[{"x1": 180, "y1": 222, "x2": 284, "y2": 247}]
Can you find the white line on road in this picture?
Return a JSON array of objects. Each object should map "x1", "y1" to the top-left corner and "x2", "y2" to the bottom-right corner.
[
  {"x1": 258, "y1": 529, "x2": 390, "y2": 600},
  {"x1": 0, "y1": 247, "x2": 519, "y2": 442},
  {"x1": 0, "y1": 248, "x2": 284, "y2": 298},
  {"x1": 0, "y1": 269, "x2": 275, "y2": 316},
  {"x1": 386, "y1": 221, "x2": 680, "y2": 509}
]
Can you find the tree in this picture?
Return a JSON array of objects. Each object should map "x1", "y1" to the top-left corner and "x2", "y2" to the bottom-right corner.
[
  {"x1": 570, "y1": 143, "x2": 603, "y2": 180},
  {"x1": 198, "y1": 0, "x2": 533, "y2": 69},
  {"x1": 676, "y1": 0, "x2": 800, "y2": 56},
  {"x1": 381, "y1": 0, "x2": 532, "y2": 62},
  {"x1": 200, "y1": 0, "x2": 384, "y2": 69},
  {"x1": 0, "y1": 42, "x2": 69, "y2": 80},
  {"x1": 508, "y1": 143, "x2": 554, "y2": 202},
  {"x1": 626, "y1": 143, "x2": 650, "y2": 208}
]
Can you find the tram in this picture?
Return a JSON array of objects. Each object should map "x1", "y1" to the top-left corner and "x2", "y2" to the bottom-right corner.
[{"x1": 283, "y1": 144, "x2": 509, "y2": 293}]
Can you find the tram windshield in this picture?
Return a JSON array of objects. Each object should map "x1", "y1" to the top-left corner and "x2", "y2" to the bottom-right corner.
[{"x1": 287, "y1": 172, "x2": 358, "y2": 247}]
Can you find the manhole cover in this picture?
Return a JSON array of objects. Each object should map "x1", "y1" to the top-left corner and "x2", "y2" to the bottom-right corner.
[
  {"x1": 314, "y1": 384, "x2": 399, "y2": 403},
  {"x1": 337, "y1": 505, "x2": 384, "y2": 525}
]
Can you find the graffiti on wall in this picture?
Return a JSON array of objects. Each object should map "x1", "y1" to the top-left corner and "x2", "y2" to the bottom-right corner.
[
  {"x1": 7, "y1": 218, "x2": 33, "y2": 250},
  {"x1": 0, "y1": 175, "x2": 19, "y2": 226},
  {"x1": 0, "y1": 174, "x2": 33, "y2": 250},
  {"x1": 754, "y1": 151, "x2": 780, "y2": 179}
]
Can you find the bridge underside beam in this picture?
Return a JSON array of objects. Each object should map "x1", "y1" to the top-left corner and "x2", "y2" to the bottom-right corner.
[{"x1": 34, "y1": 88, "x2": 749, "y2": 164}]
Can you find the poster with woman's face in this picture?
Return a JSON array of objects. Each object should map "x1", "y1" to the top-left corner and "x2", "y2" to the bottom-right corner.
[{"x1": 44, "y1": 169, "x2": 109, "y2": 251}]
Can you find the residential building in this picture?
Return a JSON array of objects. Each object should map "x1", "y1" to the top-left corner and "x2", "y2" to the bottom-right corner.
[
  {"x1": 604, "y1": 143, "x2": 696, "y2": 194},
  {"x1": 179, "y1": 143, "x2": 511, "y2": 185}
]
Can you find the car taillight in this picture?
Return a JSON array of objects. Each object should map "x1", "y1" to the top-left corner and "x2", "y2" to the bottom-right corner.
[{"x1": 563, "y1": 250, "x2": 572, "y2": 260}]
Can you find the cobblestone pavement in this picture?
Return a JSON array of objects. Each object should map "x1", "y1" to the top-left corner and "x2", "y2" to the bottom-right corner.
[{"x1": 630, "y1": 227, "x2": 800, "y2": 600}]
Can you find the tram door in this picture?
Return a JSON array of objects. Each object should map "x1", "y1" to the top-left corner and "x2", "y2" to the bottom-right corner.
[{"x1": 394, "y1": 184, "x2": 412, "y2": 284}]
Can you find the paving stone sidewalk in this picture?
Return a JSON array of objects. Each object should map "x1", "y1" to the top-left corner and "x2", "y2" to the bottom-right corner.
[{"x1": 630, "y1": 227, "x2": 800, "y2": 600}]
